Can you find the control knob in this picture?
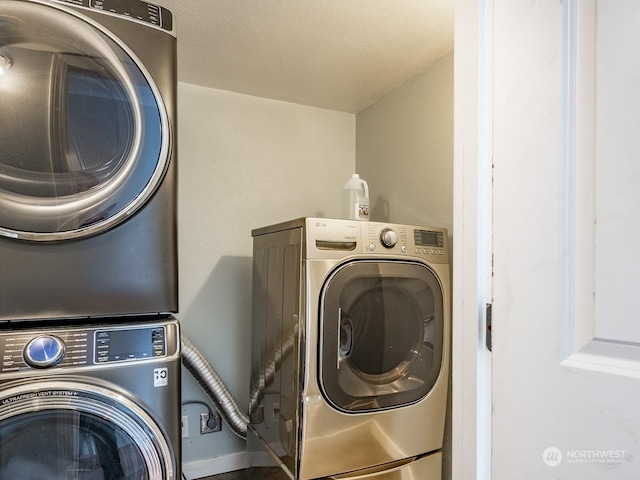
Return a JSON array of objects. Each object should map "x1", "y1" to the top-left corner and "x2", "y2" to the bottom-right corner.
[
  {"x1": 380, "y1": 228, "x2": 398, "y2": 248},
  {"x1": 24, "y1": 335, "x2": 66, "y2": 368}
]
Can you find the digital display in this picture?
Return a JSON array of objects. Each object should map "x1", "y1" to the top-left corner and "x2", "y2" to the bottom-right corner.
[
  {"x1": 95, "y1": 326, "x2": 165, "y2": 363},
  {"x1": 414, "y1": 230, "x2": 443, "y2": 248}
]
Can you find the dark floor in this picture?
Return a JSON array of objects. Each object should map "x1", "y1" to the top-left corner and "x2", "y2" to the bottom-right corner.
[
  {"x1": 198, "y1": 471, "x2": 246, "y2": 480},
  {"x1": 197, "y1": 467, "x2": 286, "y2": 480}
]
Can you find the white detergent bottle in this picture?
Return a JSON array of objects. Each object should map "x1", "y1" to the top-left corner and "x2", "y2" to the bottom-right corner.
[{"x1": 341, "y1": 174, "x2": 369, "y2": 221}]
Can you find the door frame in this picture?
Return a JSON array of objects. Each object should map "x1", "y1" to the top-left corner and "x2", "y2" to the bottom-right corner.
[{"x1": 452, "y1": 0, "x2": 492, "y2": 478}]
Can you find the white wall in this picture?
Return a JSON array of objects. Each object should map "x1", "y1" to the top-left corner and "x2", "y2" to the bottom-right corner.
[
  {"x1": 176, "y1": 83, "x2": 354, "y2": 477},
  {"x1": 356, "y1": 53, "x2": 454, "y2": 233}
]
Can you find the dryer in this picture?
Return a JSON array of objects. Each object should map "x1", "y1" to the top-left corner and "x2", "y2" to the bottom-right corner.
[
  {"x1": 0, "y1": 316, "x2": 181, "y2": 479},
  {"x1": 0, "y1": 0, "x2": 177, "y2": 322},
  {"x1": 248, "y1": 218, "x2": 450, "y2": 480}
]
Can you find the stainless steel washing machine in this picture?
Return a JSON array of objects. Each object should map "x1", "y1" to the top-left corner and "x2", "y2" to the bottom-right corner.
[
  {"x1": 0, "y1": 0, "x2": 178, "y2": 322},
  {"x1": 0, "y1": 316, "x2": 181, "y2": 479},
  {"x1": 248, "y1": 218, "x2": 450, "y2": 480}
]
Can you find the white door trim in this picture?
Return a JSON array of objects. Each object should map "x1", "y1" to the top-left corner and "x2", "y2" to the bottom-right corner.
[{"x1": 452, "y1": 0, "x2": 492, "y2": 478}]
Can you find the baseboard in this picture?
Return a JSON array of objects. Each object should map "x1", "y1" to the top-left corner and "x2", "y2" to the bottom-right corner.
[{"x1": 182, "y1": 451, "x2": 249, "y2": 480}]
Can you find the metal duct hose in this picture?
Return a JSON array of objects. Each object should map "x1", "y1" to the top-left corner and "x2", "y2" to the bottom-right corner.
[
  {"x1": 247, "y1": 328, "x2": 296, "y2": 417},
  {"x1": 181, "y1": 335, "x2": 249, "y2": 440},
  {"x1": 181, "y1": 328, "x2": 296, "y2": 440}
]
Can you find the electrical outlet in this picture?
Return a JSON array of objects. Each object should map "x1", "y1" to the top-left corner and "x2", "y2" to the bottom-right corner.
[
  {"x1": 181, "y1": 415, "x2": 189, "y2": 438},
  {"x1": 200, "y1": 412, "x2": 222, "y2": 434}
]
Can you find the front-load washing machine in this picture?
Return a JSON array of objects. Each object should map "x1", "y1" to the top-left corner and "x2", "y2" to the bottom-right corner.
[
  {"x1": 0, "y1": 316, "x2": 181, "y2": 479},
  {"x1": 248, "y1": 218, "x2": 450, "y2": 480},
  {"x1": 0, "y1": 0, "x2": 177, "y2": 322}
]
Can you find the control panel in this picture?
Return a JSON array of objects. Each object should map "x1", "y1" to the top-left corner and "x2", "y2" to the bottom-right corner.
[
  {"x1": 0, "y1": 323, "x2": 167, "y2": 373},
  {"x1": 54, "y1": 0, "x2": 173, "y2": 31},
  {"x1": 363, "y1": 222, "x2": 448, "y2": 263},
  {"x1": 95, "y1": 326, "x2": 166, "y2": 363},
  {"x1": 305, "y1": 218, "x2": 448, "y2": 263}
]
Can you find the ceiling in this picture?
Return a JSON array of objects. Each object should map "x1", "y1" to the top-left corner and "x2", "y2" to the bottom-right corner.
[{"x1": 152, "y1": 0, "x2": 454, "y2": 113}]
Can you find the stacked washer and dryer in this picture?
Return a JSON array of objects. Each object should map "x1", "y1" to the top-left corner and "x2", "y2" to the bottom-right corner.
[
  {"x1": 248, "y1": 218, "x2": 450, "y2": 480},
  {"x1": 0, "y1": 1, "x2": 180, "y2": 479}
]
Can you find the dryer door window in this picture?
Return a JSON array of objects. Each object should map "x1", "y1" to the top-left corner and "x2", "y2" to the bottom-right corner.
[
  {"x1": 319, "y1": 260, "x2": 445, "y2": 412},
  {"x1": 0, "y1": 0, "x2": 169, "y2": 241},
  {"x1": 0, "y1": 381, "x2": 175, "y2": 480}
]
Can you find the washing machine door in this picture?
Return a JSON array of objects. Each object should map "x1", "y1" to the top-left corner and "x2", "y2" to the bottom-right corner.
[
  {"x1": 319, "y1": 260, "x2": 445, "y2": 412},
  {"x1": 0, "y1": 0, "x2": 170, "y2": 241},
  {"x1": 0, "y1": 380, "x2": 175, "y2": 480}
]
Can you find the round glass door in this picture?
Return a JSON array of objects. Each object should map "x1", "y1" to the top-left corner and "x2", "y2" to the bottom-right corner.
[
  {"x1": 0, "y1": 380, "x2": 174, "y2": 479},
  {"x1": 0, "y1": 0, "x2": 169, "y2": 241},
  {"x1": 319, "y1": 260, "x2": 445, "y2": 412}
]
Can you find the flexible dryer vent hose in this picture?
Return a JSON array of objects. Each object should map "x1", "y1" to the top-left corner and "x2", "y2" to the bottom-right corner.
[
  {"x1": 181, "y1": 329, "x2": 296, "y2": 441},
  {"x1": 247, "y1": 328, "x2": 296, "y2": 416},
  {"x1": 181, "y1": 335, "x2": 249, "y2": 440}
]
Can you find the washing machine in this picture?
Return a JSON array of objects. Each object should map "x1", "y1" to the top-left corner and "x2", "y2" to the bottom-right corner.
[
  {"x1": 0, "y1": 0, "x2": 178, "y2": 322},
  {"x1": 0, "y1": 316, "x2": 181, "y2": 479},
  {"x1": 248, "y1": 218, "x2": 450, "y2": 480}
]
